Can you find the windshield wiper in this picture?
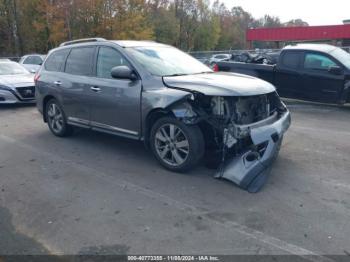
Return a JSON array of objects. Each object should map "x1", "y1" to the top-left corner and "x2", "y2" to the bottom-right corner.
[
  {"x1": 193, "y1": 71, "x2": 214, "y2": 75},
  {"x1": 164, "y1": 71, "x2": 213, "y2": 77},
  {"x1": 163, "y1": 73, "x2": 189, "y2": 77}
]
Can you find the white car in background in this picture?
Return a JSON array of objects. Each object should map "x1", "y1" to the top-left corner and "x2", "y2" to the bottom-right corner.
[
  {"x1": 19, "y1": 54, "x2": 46, "y2": 73},
  {"x1": 0, "y1": 61, "x2": 35, "y2": 104},
  {"x1": 208, "y1": 53, "x2": 231, "y2": 66}
]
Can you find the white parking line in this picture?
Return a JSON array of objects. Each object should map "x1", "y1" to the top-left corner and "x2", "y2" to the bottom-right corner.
[
  {"x1": 322, "y1": 179, "x2": 350, "y2": 191},
  {"x1": 292, "y1": 125, "x2": 350, "y2": 136},
  {"x1": 0, "y1": 134, "x2": 335, "y2": 262}
]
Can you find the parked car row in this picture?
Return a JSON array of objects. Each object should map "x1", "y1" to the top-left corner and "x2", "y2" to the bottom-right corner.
[
  {"x1": 3, "y1": 41, "x2": 350, "y2": 193},
  {"x1": 196, "y1": 50, "x2": 281, "y2": 69},
  {"x1": 230, "y1": 51, "x2": 280, "y2": 65},
  {"x1": 32, "y1": 38, "x2": 291, "y2": 193}
]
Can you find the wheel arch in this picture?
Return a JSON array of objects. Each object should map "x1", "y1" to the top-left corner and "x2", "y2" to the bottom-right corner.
[
  {"x1": 143, "y1": 96, "x2": 208, "y2": 149},
  {"x1": 143, "y1": 108, "x2": 173, "y2": 148},
  {"x1": 42, "y1": 95, "x2": 56, "y2": 122}
]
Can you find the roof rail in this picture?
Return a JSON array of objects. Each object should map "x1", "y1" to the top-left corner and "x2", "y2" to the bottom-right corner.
[{"x1": 60, "y1": 38, "x2": 106, "y2": 47}]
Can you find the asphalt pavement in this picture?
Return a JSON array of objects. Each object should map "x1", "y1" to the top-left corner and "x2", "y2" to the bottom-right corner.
[{"x1": 0, "y1": 102, "x2": 349, "y2": 261}]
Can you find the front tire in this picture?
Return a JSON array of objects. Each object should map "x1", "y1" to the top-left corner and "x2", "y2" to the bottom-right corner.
[
  {"x1": 150, "y1": 117, "x2": 204, "y2": 172},
  {"x1": 46, "y1": 99, "x2": 73, "y2": 137}
]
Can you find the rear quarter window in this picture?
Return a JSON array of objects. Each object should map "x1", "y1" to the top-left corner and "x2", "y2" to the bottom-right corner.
[
  {"x1": 45, "y1": 49, "x2": 70, "y2": 72},
  {"x1": 281, "y1": 52, "x2": 301, "y2": 69}
]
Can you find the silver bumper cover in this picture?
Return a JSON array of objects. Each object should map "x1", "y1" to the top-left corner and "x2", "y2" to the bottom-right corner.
[
  {"x1": 215, "y1": 111, "x2": 291, "y2": 193},
  {"x1": 0, "y1": 89, "x2": 35, "y2": 104}
]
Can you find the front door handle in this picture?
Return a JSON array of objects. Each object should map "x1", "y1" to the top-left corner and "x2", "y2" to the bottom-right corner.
[
  {"x1": 54, "y1": 81, "x2": 61, "y2": 86},
  {"x1": 90, "y1": 86, "x2": 101, "y2": 92}
]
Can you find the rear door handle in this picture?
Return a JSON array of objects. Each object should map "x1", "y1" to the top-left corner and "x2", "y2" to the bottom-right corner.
[
  {"x1": 54, "y1": 81, "x2": 61, "y2": 86},
  {"x1": 90, "y1": 86, "x2": 101, "y2": 92}
]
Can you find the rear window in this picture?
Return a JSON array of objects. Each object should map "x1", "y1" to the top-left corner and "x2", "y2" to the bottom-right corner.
[
  {"x1": 281, "y1": 52, "x2": 300, "y2": 69},
  {"x1": 65, "y1": 47, "x2": 95, "y2": 76},
  {"x1": 24, "y1": 56, "x2": 43, "y2": 65},
  {"x1": 45, "y1": 49, "x2": 70, "y2": 72}
]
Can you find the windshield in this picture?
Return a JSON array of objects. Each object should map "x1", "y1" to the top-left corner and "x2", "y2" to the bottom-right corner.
[
  {"x1": 330, "y1": 48, "x2": 350, "y2": 69},
  {"x1": 125, "y1": 46, "x2": 212, "y2": 77},
  {"x1": 0, "y1": 62, "x2": 29, "y2": 75}
]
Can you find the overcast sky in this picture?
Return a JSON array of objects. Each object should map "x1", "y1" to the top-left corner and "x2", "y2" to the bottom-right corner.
[{"x1": 217, "y1": 0, "x2": 350, "y2": 25}]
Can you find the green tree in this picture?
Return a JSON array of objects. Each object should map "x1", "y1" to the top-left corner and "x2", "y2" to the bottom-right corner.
[
  {"x1": 193, "y1": 0, "x2": 220, "y2": 51},
  {"x1": 0, "y1": 0, "x2": 310, "y2": 56},
  {"x1": 284, "y1": 19, "x2": 309, "y2": 27}
]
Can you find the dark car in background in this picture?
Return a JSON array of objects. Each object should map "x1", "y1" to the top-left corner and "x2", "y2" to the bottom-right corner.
[
  {"x1": 217, "y1": 44, "x2": 350, "y2": 104},
  {"x1": 231, "y1": 51, "x2": 280, "y2": 65},
  {"x1": 35, "y1": 38, "x2": 290, "y2": 192}
]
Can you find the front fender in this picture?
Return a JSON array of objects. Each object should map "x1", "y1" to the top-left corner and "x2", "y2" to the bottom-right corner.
[{"x1": 141, "y1": 88, "x2": 194, "y2": 139}]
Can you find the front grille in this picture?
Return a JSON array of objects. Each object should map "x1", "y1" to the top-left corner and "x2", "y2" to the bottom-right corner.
[{"x1": 16, "y1": 86, "x2": 35, "y2": 99}]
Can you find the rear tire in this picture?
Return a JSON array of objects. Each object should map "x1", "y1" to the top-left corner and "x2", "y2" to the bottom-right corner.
[
  {"x1": 45, "y1": 99, "x2": 73, "y2": 137},
  {"x1": 150, "y1": 117, "x2": 205, "y2": 172}
]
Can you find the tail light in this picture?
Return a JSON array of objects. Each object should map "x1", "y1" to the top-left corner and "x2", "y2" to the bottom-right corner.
[{"x1": 213, "y1": 63, "x2": 219, "y2": 72}]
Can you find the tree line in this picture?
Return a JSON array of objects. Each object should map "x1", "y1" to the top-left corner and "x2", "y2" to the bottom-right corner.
[{"x1": 0, "y1": 0, "x2": 308, "y2": 56}]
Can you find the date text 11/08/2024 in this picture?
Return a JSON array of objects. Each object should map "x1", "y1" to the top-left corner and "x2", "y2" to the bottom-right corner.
[{"x1": 127, "y1": 255, "x2": 220, "y2": 261}]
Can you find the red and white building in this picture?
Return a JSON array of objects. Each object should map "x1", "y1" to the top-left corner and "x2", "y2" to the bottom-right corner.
[{"x1": 246, "y1": 21, "x2": 350, "y2": 48}]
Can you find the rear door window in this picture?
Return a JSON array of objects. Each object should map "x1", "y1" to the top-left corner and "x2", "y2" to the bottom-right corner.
[
  {"x1": 65, "y1": 47, "x2": 95, "y2": 76},
  {"x1": 45, "y1": 49, "x2": 70, "y2": 72},
  {"x1": 281, "y1": 52, "x2": 301, "y2": 69}
]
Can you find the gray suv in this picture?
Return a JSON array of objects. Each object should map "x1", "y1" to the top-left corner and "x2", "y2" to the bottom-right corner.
[{"x1": 35, "y1": 38, "x2": 291, "y2": 192}]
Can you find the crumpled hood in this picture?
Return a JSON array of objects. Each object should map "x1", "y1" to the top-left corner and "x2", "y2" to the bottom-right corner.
[
  {"x1": 163, "y1": 72, "x2": 275, "y2": 96},
  {"x1": 0, "y1": 74, "x2": 34, "y2": 89}
]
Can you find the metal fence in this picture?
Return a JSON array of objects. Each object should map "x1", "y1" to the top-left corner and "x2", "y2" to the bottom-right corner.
[
  {"x1": 0, "y1": 57, "x2": 20, "y2": 62},
  {"x1": 189, "y1": 46, "x2": 350, "y2": 60},
  {"x1": 1, "y1": 46, "x2": 350, "y2": 63}
]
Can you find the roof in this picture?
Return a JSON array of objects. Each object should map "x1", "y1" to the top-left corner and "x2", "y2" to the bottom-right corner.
[
  {"x1": 283, "y1": 44, "x2": 338, "y2": 53},
  {"x1": 113, "y1": 40, "x2": 169, "y2": 48},
  {"x1": 57, "y1": 38, "x2": 169, "y2": 49},
  {"x1": 22, "y1": 54, "x2": 46, "y2": 57},
  {"x1": 247, "y1": 24, "x2": 350, "y2": 42}
]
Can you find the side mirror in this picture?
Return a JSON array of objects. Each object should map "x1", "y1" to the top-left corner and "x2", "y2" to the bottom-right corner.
[
  {"x1": 328, "y1": 65, "x2": 342, "y2": 75},
  {"x1": 111, "y1": 66, "x2": 137, "y2": 81}
]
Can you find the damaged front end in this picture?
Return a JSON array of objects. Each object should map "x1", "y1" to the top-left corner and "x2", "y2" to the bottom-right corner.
[{"x1": 170, "y1": 92, "x2": 291, "y2": 193}]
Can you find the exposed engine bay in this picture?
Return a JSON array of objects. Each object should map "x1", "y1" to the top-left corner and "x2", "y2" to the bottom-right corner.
[
  {"x1": 170, "y1": 91, "x2": 290, "y2": 193},
  {"x1": 172, "y1": 91, "x2": 286, "y2": 148}
]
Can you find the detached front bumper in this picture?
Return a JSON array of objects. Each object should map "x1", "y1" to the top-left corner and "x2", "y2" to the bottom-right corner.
[{"x1": 215, "y1": 111, "x2": 291, "y2": 193}]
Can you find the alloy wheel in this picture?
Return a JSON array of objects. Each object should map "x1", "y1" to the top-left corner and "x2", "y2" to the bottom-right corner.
[
  {"x1": 47, "y1": 103, "x2": 64, "y2": 133},
  {"x1": 154, "y1": 124, "x2": 190, "y2": 167}
]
